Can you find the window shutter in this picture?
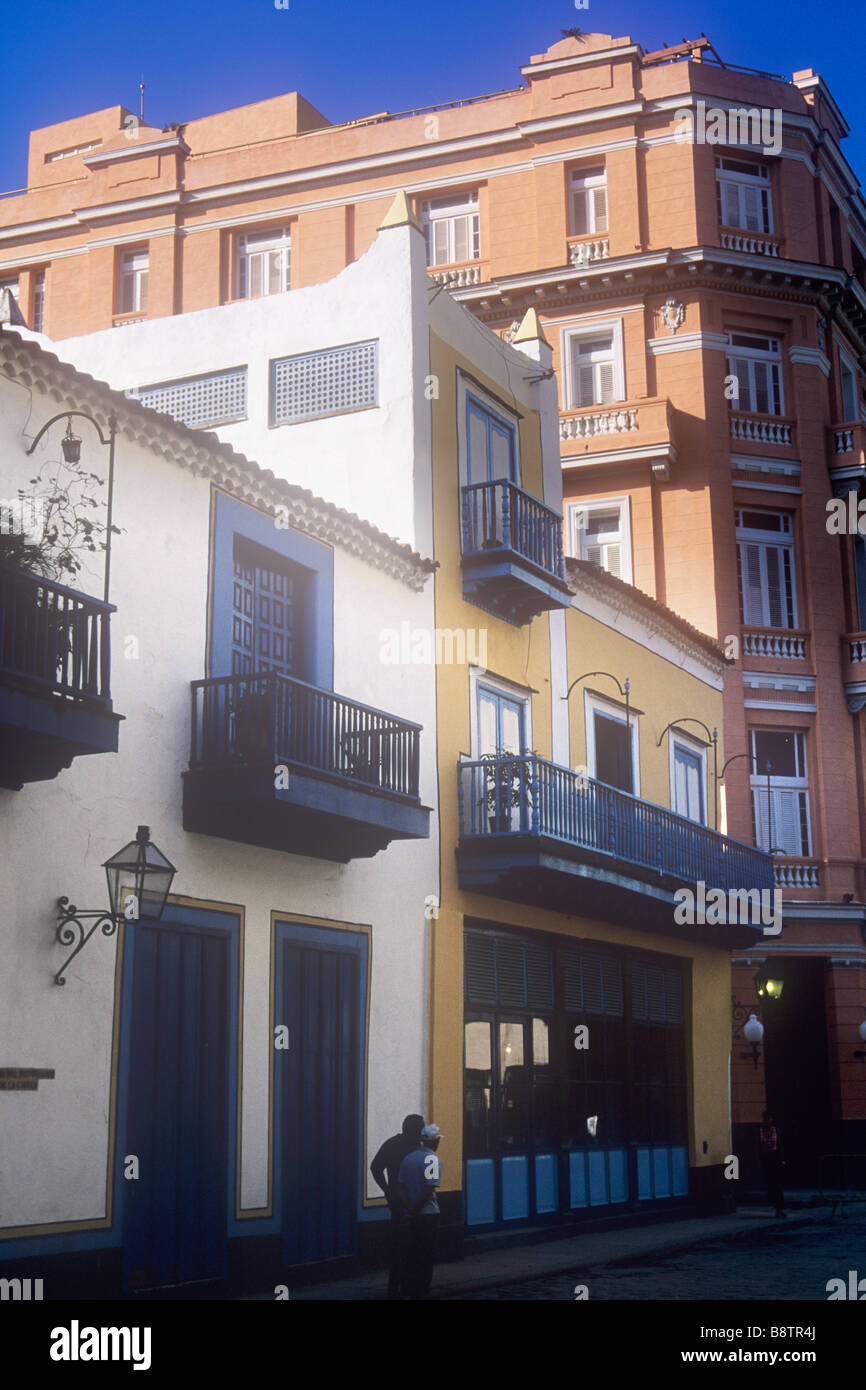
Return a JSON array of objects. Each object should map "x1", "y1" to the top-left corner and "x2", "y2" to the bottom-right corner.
[
  {"x1": 592, "y1": 186, "x2": 608, "y2": 232},
  {"x1": 577, "y1": 364, "x2": 596, "y2": 407},
  {"x1": 721, "y1": 180, "x2": 741, "y2": 227},
  {"x1": 602, "y1": 957, "x2": 624, "y2": 1016},
  {"x1": 664, "y1": 967, "x2": 683, "y2": 1023},
  {"x1": 739, "y1": 543, "x2": 764, "y2": 625},
  {"x1": 582, "y1": 956, "x2": 605, "y2": 1014},
  {"x1": 605, "y1": 542, "x2": 622, "y2": 579},
  {"x1": 465, "y1": 934, "x2": 497, "y2": 1003},
  {"x1": 764, "y1": 546, "x2": 784, "y2": 627},
  {"x1": 752, "y1": 788, "x2": 805, "y2": 856},
  {"x1": 525, "y1": 943, "x2": 554, "y2": 1011},
  {"x1": 598, "y1": 361, "x2": 616, "y2": 405},
  {"x1": 453, "y1": 216, "x2": 470, "y2": 264},
  {"x1": 497, "y1": 938, "x2": 527, "y2": 1008},
  {"x1": 563, "y1": 953, "x2": 583, "y2": 1011},
  {"x1": 742, "y1": 184, "x2": 761, "y2": 231}
]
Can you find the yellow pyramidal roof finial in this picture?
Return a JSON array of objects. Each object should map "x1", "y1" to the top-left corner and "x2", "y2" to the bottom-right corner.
[
  {"x1": 512, "y1": 307, "x2": 551, "y2": 347},
  {"x1": 378, "y1": 190, "x2": 422, "y2": 231}
]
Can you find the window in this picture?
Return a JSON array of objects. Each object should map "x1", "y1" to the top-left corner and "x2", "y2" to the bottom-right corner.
[
  {"x1": 586, "y1": 692, "x2": 638, "y2": 795},
  {"x1": 270, "y1": 340, "x2": 378, "y2": 425},
  {"x1": 131, "y1": 366, "x2": 248, "y2": 430},
  {"x1": 564, "y1": 321, "x2": 624, "y2": 409},
  {"x1": 31, "y1": 270, "x2": 45, "y2": 333},
  {"x1": 716, "y1": 157, "x2": 773, "y2": 233},
  {"x1": 420, "y1": 191, "x2": 480, "y2": 267},
  {"x1": 671, "y1": 738, "x2": 706, "y2": 824},
  {"x1": 236, "y1": 226, "x2": 291, "y2": 299},
  {"x1": 570, "y1": 167, "x2": 608, "y2": 236},
  {"x1": 736, "y1": 508, "x2": 797, "y2": 629},
  {"x1": 477, "y1": 683, "x2": 526, "y2": 757},
  {"x1": 750, "y1": 728, "x2": 811, "y2": 856},
  {"x1": 726, "y1": 333, "x2": 783, "y2": 415},
  {"x1": 118, "y1": 249, "x2": 149, "y2": 314},
  {"x1": 466, "y1": 394, "x2": 518, "y2": 485},
  {"x1": 840, "y1": 349, "x2": 858, "y2": 422},
  {"x1": 567, "y1": 497, "x2": 632, "y2": 581}
]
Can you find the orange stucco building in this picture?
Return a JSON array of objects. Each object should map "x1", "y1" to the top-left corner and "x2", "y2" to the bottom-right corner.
[{"x1": 3, "y1": 30, "x2": 865, "y2": 1184}]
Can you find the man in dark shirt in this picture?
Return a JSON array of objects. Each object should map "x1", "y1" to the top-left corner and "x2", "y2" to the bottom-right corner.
[{"x1": 370, "y1": 1113, "x2": 425, "y2": 1298}]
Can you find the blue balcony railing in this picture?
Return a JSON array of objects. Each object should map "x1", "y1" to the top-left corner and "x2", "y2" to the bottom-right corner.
[
  {"x1": 190, "y1": 671, "x2": 422, "y2": 801},
  {"x1": 458, "y1": 754, "x2": 774, "y2": 893},
  {"x1": 0, "y1": 563, "x2": 113, "y2": 707},
  {"x1": 461, "y1": 480, "x2": 567, "y2": 581}
]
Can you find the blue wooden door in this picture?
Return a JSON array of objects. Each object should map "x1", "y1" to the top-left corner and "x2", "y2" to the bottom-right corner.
[
  {"x1": 232, "y1": 535, "x2": 304, "y2": 677},
  {"x1": 123, "y1": 921, "x2": 230, "y2": 1290},
  {"x1": 281, "y1": 942, "x2": 358, "y2": 1265}
]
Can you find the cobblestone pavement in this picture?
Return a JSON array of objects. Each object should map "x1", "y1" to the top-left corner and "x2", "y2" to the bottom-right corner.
[{"x1": 448, "y1": 1210, "x2": 866, "y2": 1300}]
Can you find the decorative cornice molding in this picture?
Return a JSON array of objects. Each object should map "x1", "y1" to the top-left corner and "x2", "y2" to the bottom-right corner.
[
  {"x1": 788, "y1": 344, "x2": 831, "y2": 376},
  {"x1": 0, "y1": 329, "x2": 434, "y2": 592},
  {"x1": 647, "y1": 331, "x2": 728, "y2": 355},
  {"x1": 83, "y1": 137, "x2": 190, "y2": 167}
]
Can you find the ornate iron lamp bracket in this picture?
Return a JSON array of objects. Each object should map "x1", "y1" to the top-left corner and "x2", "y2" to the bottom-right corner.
[{"x1": 54, "y1": 897, "x2": 119, "y2": 987}]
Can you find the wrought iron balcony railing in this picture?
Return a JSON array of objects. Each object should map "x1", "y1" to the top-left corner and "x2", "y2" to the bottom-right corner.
[
  {"x1": 190, "y1": 670, "x2": 422, "y2": 801},
  {"x1": 458, "y1": 754, "x2": 774, "y2": 893},
  {"x1": 0, "y1": 563, "x2": 113, "y2": 707},
  {"x1": 461, "y1": 480, "x2": 567, "y2": 582}
]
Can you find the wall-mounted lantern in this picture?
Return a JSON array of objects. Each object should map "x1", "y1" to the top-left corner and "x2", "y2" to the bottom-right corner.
[
  {"x1": 855, "y1": 1007, "x2": 866, "y2": 1062},
  {"x1": 55, "y1": 826, "x2": 176, "y2": 986},
  {"x1": 754, "y1": 968, "x2": 784, "y2": 1002},
  {"x1": 741, "y1": 1013, "x2": 764, "y2": 1071}
]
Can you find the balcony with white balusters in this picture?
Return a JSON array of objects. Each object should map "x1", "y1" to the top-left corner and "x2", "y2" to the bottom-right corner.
[{"x1": 559, "y1": 396, "x2": 676, "y2": 476}]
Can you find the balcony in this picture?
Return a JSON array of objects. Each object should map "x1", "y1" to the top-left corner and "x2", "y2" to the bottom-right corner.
[
  {"x1": 567, "y1": 235, "x2": 610, "y2": 268},
  {"x1": 427, "y1": 260, "x2": 487, "y2": 291},
  {"x1": 729, "y1": 412, "x2": 796, "y2": 450},
  {"x1": 0, "y1": 565, "x2": 120, "y2": 790},
  {"x1": 719, "y1": 229, "x2": 782, "y2": 258},
  {"x1": 842, "y1": 632, "x2": 866, "y2": 712},
  {"x1": 829, "y1": 421, "x2": 866, "y2": 496},
  {"x1": 460, "y1": 480, "x2": 572, "y2": 625},
  {"x1": 742, "y1": 628, "x2": 809, "y2": 661},
  {"x1": 559, "y1": 397, "x2": 677, "y2": 478},
  {"x1": 182, "y1": 671, "x2": 430, "y2": 860},
  {"x1": 457, "y1": 755, "x2": 775, "y2": 945}
]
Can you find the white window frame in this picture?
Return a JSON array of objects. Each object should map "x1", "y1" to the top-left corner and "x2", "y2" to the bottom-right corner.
[
  {"x1": 118, "y1": 249, "x2": 149, "y2": 314},
  {"x1": 562, "y1": 318, "x2": 625, "y2": 410},
  {"x1": 420, "y1": 191, "x2": 480, "y2": 267},
  {"x1": 469, "y1": 668, "x2": 532, "y2": 760},
  {"x1": 569, "y1": 166, "x2": 608, "y2": 237},
  {"x1": 735, "y1": 507, "x2": 798, "y2": 630},
  {"x1": 839, "y1": 345, "x2": 859, "y2": 423},
  {"x1": 726, "y1": 332, "x2": 784, "y2": 415},
  {"x1": 456, "y1": 371, "x2": 521, "y2": 490},
  {"x1": 715, "y1": 156, "x2": 773, "y2": 234},
  {"x1": 584, "y1": 689, "x2": 640, "y2": 797},
  {"x1": 566, "y1": 496, "x2": 633, "y2": 582},
  {"x1": 669, "y1": 732, "x2": 708, "y2": 826},
  {"x1": 236, "y1": 226, "x2": 291, "y2": 300},
  {"x1": 749, "y1": 728, "x2": 811, "y2": 856}
]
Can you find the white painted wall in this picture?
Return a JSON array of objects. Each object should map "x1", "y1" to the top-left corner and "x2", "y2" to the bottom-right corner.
[
  {"x1": 59, "y1": 223, "x2": 431, "y2": 555},
  {"x1": 0, "y1": 347, "x2": 438, "y2": 1234}
]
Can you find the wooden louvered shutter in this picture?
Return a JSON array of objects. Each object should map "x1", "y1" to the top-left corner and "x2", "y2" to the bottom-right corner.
[
  {"x1": 464, "y1": 933, "x2": 497, "y2": 1003},
  {"x1": 598, "y1": 361, "x2": 616, "y2": 405},
  {"x1": 592, "y1": 185, "x2": 608, "y2": 232}
]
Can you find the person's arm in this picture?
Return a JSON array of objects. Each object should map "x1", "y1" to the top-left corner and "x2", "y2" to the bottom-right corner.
[
  {"x1": 370, "y1": 1142, "x2": 390, "y2": 1199},
  {"x1": 395, "y1": 1181, "x2": 413, "y2": 1219}
]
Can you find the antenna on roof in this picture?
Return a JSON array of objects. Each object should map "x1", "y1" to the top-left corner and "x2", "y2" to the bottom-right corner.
[{"x1": 139, "y1": 76, "x2": 145, "y2": 125}]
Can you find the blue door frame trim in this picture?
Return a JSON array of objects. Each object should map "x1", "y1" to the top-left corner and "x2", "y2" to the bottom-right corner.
[{"x1": 210, "y1": 490, "x2": 334, "y2": 690}]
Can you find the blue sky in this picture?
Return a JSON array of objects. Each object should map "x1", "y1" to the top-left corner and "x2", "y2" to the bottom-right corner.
[{"x1": 0, "y1": 0, "x2": 863, "y2": 194}]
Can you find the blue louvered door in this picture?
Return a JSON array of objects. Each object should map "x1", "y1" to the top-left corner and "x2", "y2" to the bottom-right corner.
[
  {"x1": 232, "y1": 536, "x2": 304, "y2": 676},
  {"x1": 123, "y1": 921, "x2": 230, "y2": 1290},
  {"x1": 281, "y1": 942, "x2": 359, "y2": 1265}
]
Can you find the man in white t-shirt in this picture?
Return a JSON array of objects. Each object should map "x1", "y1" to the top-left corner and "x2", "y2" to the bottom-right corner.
[{"x1": 396, "y1": 1124, "x2": 442, "y2": 1298}]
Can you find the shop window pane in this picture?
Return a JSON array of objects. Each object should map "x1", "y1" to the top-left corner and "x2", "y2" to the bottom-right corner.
[
  {"x1": 500, "y1": 1022, "x2": 527, "y2": 1148},
  {"x1": 464, "y1": 1021, "x2": 493, "y2": 1156}
]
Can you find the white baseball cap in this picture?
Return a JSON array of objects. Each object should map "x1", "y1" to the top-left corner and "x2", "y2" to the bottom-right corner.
[{"x1": 421, "y1": 1123, "x2": 443, "y2": 1140}]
